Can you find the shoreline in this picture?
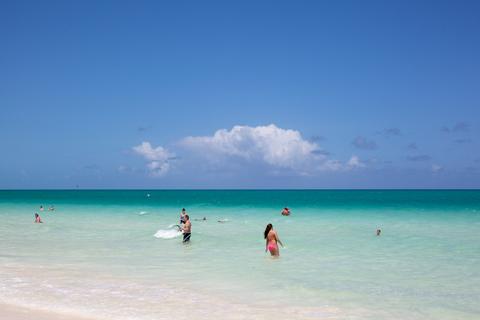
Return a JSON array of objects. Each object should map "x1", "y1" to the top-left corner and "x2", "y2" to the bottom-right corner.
[{"x1": 0, "y1": 303, "x2": 93, "y2": 320}]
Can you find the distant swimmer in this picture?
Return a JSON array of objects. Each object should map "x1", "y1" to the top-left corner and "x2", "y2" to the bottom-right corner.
[
  {"x1": 48, "y1": 205, "x2": 55, "y2": 211},
  {"x1": 281, "y1": 207, "x2": 290, "y2": 216},
  {"x1": 40, "y1": 205, "x2": 44, "y2": 212},
  {"x1": 194, "y1": 217, "x2": 207, "y2": 221},
  {"x1": 217, "y1": 219, "x2": 228, "y2": 223},
  {"x1": 376, "y1": 229, "x2": 381, "y2": 236},
  {"x1": 182, "y1": 215, "x2": 191, "y2": 243},
  {"x1": 180, "y1": 208, "x2": 187, "y2": 224},
  {"x1": 34, "y1": 213, "x2": 43, "y2": 223},
  {"x1": 264, "y1": 223, "x2": 283, "y2": 257}
]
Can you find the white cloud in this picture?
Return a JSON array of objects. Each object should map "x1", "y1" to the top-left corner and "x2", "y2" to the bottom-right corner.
[
  {"x1": 346, "y1": 155, "x2": 365, "y2": 169},
  {"x1": 432, "y1": 164, "x2": 443, "y2": 173},
  {"x1": 132, "y1": 142, "x2": 174, "y2": 177},
  {"x1": 182, "y1": 124, "x2": 323, "y2": 169},
  {"x1": 181, "y1": 124, "x2": 362, "y2": 174},
  {"x1": 132, "y1": 125, "x2": 367, "y2": 177}
]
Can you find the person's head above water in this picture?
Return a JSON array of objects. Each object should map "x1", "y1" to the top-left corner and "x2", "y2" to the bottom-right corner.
[
  {"x1": 35, "y1": 213, "x2": 39, "y2": 217},
  {"x1": 185, "y1": 214, "x2": 189, "y2": 221},
  {"x1": 264, "y1": 223, "x2": 273, "y2": 239},
  {"x1": 182, "y1": 208, "x2": 186, "y2": 212}
]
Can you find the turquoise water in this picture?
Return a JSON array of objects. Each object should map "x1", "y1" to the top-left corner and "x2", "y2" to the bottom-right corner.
[{"x1": 1, "y1": 190, "x2": 479, "y2": 319}]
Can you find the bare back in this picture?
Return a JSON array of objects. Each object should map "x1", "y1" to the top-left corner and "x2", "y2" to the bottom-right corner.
[{"x1": 266, "y1": 230, "x2": 277, "y2": 243}]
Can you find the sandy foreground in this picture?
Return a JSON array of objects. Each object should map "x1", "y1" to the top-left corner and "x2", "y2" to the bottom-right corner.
[{"x1": 0, "y1": 303, "x2": 93, "y2": 320}]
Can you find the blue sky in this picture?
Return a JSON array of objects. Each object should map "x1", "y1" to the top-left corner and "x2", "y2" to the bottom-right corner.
[{"x1": 1, "y1": 0, "x2": 479, "y2": 188}]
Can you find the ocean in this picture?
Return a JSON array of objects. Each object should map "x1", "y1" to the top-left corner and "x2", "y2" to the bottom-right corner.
[{"x1": 1, "y1": 190, "x2": 479, "y2": 319}]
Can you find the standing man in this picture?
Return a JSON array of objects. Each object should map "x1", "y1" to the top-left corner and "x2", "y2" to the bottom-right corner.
[{"x1": 182, "y1": 215, "x2": 191, "y2": 243}]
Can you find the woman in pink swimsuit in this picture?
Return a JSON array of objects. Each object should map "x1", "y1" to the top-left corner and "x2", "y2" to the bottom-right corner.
[
  {"x1": 34, "y1": 213, "x2": 42, "y2": 223},
  {"x1": 264, "y1": 223, "x2": 283, "y2": 257}
]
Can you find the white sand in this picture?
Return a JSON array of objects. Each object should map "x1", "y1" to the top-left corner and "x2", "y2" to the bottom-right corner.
[{"x1": 0, "y1": 303, "x2": 93, "y2": 320}]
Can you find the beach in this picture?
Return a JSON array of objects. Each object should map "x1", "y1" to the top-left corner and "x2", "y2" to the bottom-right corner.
[
  {"x1": 1, "y1": 190, "x2": 480, "y2": 319},
  {"x1": 0, "y1": 303, "x2": 92, "y2": 320}
]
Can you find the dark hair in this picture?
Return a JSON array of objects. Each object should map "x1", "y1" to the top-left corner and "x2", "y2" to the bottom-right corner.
[
  {"x1": 264, "y1": 223, "x2": 273, "y2": 239},
  {"x1": 185, "y1": 214, "x2": 189, "y2": 220},
  {"x1": 182, "y1": 208, "x2": 186, "y2": 211}
]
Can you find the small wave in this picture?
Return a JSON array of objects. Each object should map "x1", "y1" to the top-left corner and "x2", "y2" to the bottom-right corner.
[
  {"x1": 154, "y1": 228, "x2": 182, "y2": 239},
  {"x1": 138, "y1": 211, "x2": 148, "y2": 215}
]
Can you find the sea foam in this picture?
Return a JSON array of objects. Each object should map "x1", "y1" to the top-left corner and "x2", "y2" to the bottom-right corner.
[{"x1": 154, "y1": 227, "x2": 182, "y2": 239}]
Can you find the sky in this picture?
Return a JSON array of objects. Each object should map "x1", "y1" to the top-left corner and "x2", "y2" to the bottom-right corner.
[{"x1": 1, "y1": 0, "x2": 479, "y2": 189}]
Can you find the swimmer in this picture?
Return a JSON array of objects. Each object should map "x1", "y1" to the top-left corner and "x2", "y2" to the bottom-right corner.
[
  {"x1": 180, "y1": 208, "x2": 187, "y2": 224},
  {"x1": 217, "y1": 219, "x2": 228, "y2": 223},
  {"x1": 194, "y1": 217, "x2": 207, "y2": 221},
  {"x1": 376, "y1": 229, "x2": 381, "y2": 236},
  {"x1": 182, "y1": 215, "x2": 191, "y2": 243},
  {"x1": 40, "y1": 205, "x2": 44, "y2": 212},
  {"x1": 34, "y1": 213, "x2": 43, "y2": 223},
  {"x1": 264, "y1": 223, "x2": 283, "y2": 257},
  {"x1": 281, "y1": 207, "x2": 290, "y2": 216}
]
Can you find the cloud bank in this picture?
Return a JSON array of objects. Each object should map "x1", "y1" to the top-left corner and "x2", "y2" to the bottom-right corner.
[
  {"x1": 181, "y1": 124, "x2": 364, "y2": 174},
  {"x1": 182, "y1": 124, "x2": 322, "y2": 170},
  {"x1": 132, "y1": 124, "x2": 365, "y2": 178}
]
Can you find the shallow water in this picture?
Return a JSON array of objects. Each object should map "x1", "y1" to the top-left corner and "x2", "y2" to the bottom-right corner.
[{"x1": 1, "y1": 190, "x2": 479, "y2": 319}]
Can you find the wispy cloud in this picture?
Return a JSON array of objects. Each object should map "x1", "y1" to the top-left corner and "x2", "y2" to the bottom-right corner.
[
  {"x1": 137, "y1": 125, "x2": 151, "y2": 132},
  {"x1": 117, "y1": 165, "x2": 134, "y2": 173},
  {"x1": 407, "y1": 155, "x2": 431, "y2": 162},
  {"x1": 432, "y1": 164, "x2": 443, "y2": 173},
  {"x1": 441, "y1": 122, "x2": 470, "y2": 133},
  {"x1": 346, "y1": 155, "x2": 365, "y2": 169},
  {"x1": 453, "y1": 138, "x2": 472, "y2": 144},
  {"x1": 83, "y1": 164, "x2": 100, "y2": 170},
  {"x1": 311, "y1": 149, "x2": 331, "y2": 156},
  {"x1": 407, "y1": 143, "x2": 418, "y2": 151},
  {"x1": 310, "y1": 135, "x2": 326, "y2": 142},
  {"x1": 132, "y1": 142, "x2": 175, "y2": 177},
  {"x1": 377, "y1": 127, "x2": 402, "y2": 137},
  {"x1": 352, "y1": 136, "x2": 377, "y2": 150}
]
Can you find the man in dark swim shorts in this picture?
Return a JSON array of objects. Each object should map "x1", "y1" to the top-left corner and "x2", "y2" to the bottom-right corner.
[{"x1": 182, "y1": 214, "x2": 191, "y2": 243}]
